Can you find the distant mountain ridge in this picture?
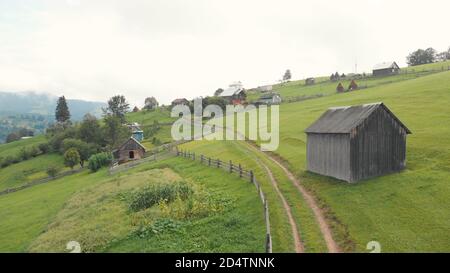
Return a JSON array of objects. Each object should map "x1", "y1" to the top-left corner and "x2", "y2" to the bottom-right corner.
[
  {"x1": 0, "y1": 91, "x2": 105, "y2": 120},
  {"x1": 0, "y1": 91, "x2": 106, "y2": 143}
]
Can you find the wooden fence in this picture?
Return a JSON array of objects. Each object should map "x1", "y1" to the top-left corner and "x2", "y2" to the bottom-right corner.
[{"x1": 176, "y1": 148, "x2": 272, "y2": 253}]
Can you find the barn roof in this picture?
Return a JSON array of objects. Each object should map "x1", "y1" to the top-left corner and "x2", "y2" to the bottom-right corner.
[
  {"x1": 219, "y1": 86, "x2": 245, "y2": 97},
  {"x1": 305, "y1": 102, "x2": 411, "y2": 134},
  {"x1": 116, "y1": 137, "x2": 146, "y2": 152},
  {"x1": 373, "y1": 61, "x2": 399, "y2": 71}
]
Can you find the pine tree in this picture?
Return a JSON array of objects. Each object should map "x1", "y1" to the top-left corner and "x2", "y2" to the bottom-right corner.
[{"x1": 55, "y1": 96, "x2": 71, "y2": 123}]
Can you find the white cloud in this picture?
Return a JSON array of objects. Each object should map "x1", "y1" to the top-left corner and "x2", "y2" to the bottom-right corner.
[{"x1": 0, "y1": 0, "x2": 449, "y2": 106}]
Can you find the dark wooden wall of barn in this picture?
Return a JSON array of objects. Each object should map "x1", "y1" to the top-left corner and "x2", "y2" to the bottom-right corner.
[
  {"x1": 307, "y1": 133, "x2": 351, "y2": 182},
  {"x1": 350, "y1": 107, "x2": 407, "y2": 182}
]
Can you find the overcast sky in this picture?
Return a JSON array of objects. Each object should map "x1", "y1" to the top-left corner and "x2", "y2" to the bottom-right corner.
[{"x1": 0, "y1": 0, "x2": 449, "y2": 106}]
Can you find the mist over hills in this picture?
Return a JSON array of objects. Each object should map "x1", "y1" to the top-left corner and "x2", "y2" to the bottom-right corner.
[{"x1": 0, "y1": 91, "x2": 106, "y2": 143}]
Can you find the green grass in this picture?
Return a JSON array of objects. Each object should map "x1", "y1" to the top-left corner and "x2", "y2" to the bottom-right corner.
[
  {"x1": 180, "y1": 140, "x2": 328, "y2": 252},
  {"x1": 126, "y1": 108, "x2": 175, "y2": 126},
  {"x1": 0, "y1": 153, "x2": 71, "y2": 192},
  {"x1": 270, "y1": 70, "x2": 450, "y2": 252},
  {"x1": 0, "y1": 157, "x2": 265, "y2": 252},
  {"x1": 0, "y1": 135, "x2": 46, "y2": 158},
  {"x1": 247, "y1": 60, "x2": 450, "y2": 103},
  {"x1": 105, "y1": 158, "x2": 265, "y2": 252}
]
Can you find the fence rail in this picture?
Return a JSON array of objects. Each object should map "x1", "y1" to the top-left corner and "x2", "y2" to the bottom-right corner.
[{"x1": 176, "y1": 148, "x2": 272, "y2": 253}]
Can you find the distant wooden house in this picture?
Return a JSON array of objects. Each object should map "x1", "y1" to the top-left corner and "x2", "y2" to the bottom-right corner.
[
  {"x1": 113, "y1": 137, "x2": 146, "y2": 164},
  {"x1": 372, "y1": 61, "x2": 400, "y2": 76},
  {"x1": 257, "y1": 93, "x2": 282, "y2": 105},
  {"x1": 305, "y1": 78, "x2": 315, "y2": 85},
  {"x1": 171, "y1": 98, "x2": 189, "y2": 106},
  {"x1": 305, "y1": 102, "x2": 411, "y2": 183},
  {"x1": 219, "y1": 82, "x2": 246, "y2": 105}
]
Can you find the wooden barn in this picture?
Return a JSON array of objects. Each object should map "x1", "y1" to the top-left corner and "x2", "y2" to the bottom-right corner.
[
  {"x1": 305, "y1": 102, "x2": 411, "y2": 183},
  {"x1": 372, "y1": 61, "x2": 400, "y2": 76},
  {"x1": 113, "y1": 137, "x2": 146, "y2": 164},
  {"x1": 219, "y1": 82, "x2": 246, "y2": 105}
]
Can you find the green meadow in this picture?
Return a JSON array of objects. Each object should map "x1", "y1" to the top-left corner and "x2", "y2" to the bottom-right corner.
[{"x1": 0, "y1": 157, "x2": 265, "y2": 252}]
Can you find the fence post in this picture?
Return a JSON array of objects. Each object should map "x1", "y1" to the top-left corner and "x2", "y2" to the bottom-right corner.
[
  {"x1": 239, "y1": 164, "x2": 242, "y2": 178},
  {"x1": 229, "y1": 160, "x2": 233, "y2": 173},
  {"x1": 200, "y1": 154, "x2": 204, "y2": 164},
  {"x1": 217, "y1": 159, "x2": 221, "y2": 168},
  {"x1": 250, "y1": 170, "x2": 254, "y2": 183},
  {"x1": 193, "y1": 152, "x2": 195, "y2": 161},
  {"x1": 208, "y1": 157, "x2": 211, "y2": 166}
]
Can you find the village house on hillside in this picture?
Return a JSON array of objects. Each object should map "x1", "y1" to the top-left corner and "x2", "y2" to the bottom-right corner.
[
  {"x1": 127, "y1": 122, "x2": 144, "y2": 142},
  {"x1": 305, "y1": 102, "x2": 411, "y2": 183},
  {"x1": 372, "y1": 61, "x2": 400, "y2": 76},
  {"x1": 257, "y1": 93, "x2": 282, "y2": 105},
  {"x1": 113, "y1": 137, "x2": 146, "y2": 164},
  {"x1": 219, "y1": 81, "x2": 246, "y2": 105},
  {"x1": 305, "y1": 77, "x2": 315, "y2": 85},
  {"x1": 171, "y1": 98, "x2": 189, "y2": 106}
]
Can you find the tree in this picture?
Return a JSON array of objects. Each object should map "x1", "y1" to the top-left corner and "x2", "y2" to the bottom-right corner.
[
  {"x1": 64, "y1": 148, "x2": 80, "y2": 170},
  {"x1": 214, "y1": 88, "x2": 224, "y2": 96},
  {"x1": 55, "y1": 96, "x2": 71, "y2": 123},
  {"x1": 144, "y1": 97, "x2": 159, "y2": 111},
  {"x1": 283, "y1": 69, "x2": 292, "y2": 82},
  {"x1": 61, "y1": 138, "x2": 97, "y2": 167},
  {"x1": 407, "y1": 48, "x2": 437, "y2": 66},
  {"x1": 103, "y1": 115, "x2": 129, "y2": 148},
  {"x1": 103, "y1": 95, "x2": 130, "y2": 122},
  {"x1": 6, "y1": 133, "x2": 20, "y2": 143},
  {"x1": 437, "y1": 47, "x2": 450, "y2": 61},
  {"x1": 79, "y1": 114, "x2": 102, "y2": 144}
]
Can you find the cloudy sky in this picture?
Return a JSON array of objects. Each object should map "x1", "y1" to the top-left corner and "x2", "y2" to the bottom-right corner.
[{"x1": 0, "y1": 0, "x2": 449, "y2": 106}]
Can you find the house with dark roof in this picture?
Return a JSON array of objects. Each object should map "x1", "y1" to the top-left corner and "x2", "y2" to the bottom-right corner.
[
  {"x1": 372, "y1": 61, "x2": 400, "y2": 76},
  {"x1": 305, "y1": 102, "x2": 411, "y2": 182},
  {"x1": 113, "y1": 137, "x2": 146, "y2": 164},
  {"x1": 171, "y1": 98, "x2": 189, "y2": 106}
]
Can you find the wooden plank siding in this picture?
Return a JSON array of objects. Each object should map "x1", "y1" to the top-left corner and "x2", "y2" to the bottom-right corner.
[
  {"x1": 350, "y1": 107, "x2": 407, "y2": 182},
  {"x1": 307, "y1": 133, "x2": 351, "y2": 182}
]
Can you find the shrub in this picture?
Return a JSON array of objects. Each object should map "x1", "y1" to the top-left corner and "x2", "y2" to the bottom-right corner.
[
  {"x1": 29, "y1": 145, "x2": 41, "y2": 157},
  {"x1": 46, "y1": 166, "x2": 60, "y2": 177},
  {"x1": 19, "y1": 148, "x2": 32, "y2": 161},
  {"x1": 64, "y1": 148, "x2": 80, "y2": 170},
  {"x1": 87, "y1": 152, "x2": 113, "y2": 172},
  {"x1": 129, "y1": 182, "x2": 193, "y2": 212},
  {"x1": 38, "y1": 143, "x2": 51, "y2": 154}
]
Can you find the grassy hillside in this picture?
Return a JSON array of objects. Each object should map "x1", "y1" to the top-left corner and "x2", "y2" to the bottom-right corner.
[
  {"x1": 0, "y1": 153, "x2": 68, "y2": 192},
  {"x1": 247, "y1": 60, "x2": 450, "y2": 103},
  {"x1": 0, "y1": 157, "x2": 265, "y2": 252},
  {"x1": 0, "y1": 135, "x2": 46, "y2": 158},
  {"x1": 271, "y1": 70, "x2": 450, "y2": 252}
]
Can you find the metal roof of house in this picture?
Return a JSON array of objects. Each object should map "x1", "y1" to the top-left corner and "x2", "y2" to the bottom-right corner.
[
  {"x1": 219, "y1": 86, "x2": 244, "y2": 97},
  {"x1": 305, "y1": 102, "x2": 411, "y2": 134},
  {"x1": 373, "y1": 61, "x2": 399, "y2": 71}
]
